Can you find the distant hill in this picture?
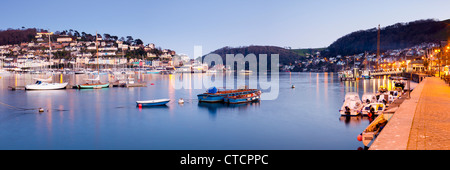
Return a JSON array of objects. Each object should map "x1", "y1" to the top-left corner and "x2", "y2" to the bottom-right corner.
[
  {"x1": 204, "y1": 45, "x2": 305, "y2": 70},
  {"x1": 325, "y1": 19, "x2": 450, "y2": 56}
]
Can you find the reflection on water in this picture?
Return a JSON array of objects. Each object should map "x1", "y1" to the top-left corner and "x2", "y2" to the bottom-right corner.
[
  {"x1": 198, "y1": 101, "x2": 261, "y2": 118},
  {"x1": 0, "y1": 72, "x2": 405, "y2": 150}
]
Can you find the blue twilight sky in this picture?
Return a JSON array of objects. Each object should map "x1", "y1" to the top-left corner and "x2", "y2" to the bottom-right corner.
[{"x1": 0, "y1": 0, "x2": 449, "y2": 58}]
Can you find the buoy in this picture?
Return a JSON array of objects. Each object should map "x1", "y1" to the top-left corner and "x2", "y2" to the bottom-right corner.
[
  {"x1": 151, "y1": 83, "x2": 154, "y2": 85},
  {"x1": 138, "y1": 104, "x2": 142, "y2": 108},
  {"x1": 178, "y1": 98, "x2": 184, "y2": 104},
  {"x1": 357, "y1": 133, "x2": 362, "y2": 141},
  {"x1": 38, "y1": 108, "x2": 44, "y2": 113},
  {"x1": 291, "y1": 85, "x2": 295, "y2": 88}
]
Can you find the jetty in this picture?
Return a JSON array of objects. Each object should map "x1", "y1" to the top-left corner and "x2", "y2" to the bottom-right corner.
[{"x1": 369, "y1": 77, "x2": 450, "y2": 150}]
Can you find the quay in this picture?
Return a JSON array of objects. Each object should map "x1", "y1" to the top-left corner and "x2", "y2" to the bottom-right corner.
[{"x1": 370, "y1": 77, "x2": 450, "y2": 150}]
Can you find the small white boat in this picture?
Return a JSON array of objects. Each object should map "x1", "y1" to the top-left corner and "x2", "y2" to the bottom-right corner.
[
  {"x1": 378, "y1": 90, "x2": 400, "y2": 104},
  {"x1": 361, "y1": 103, "x2": 386, "y2": 116},
  {"x1": 26, "y1": 81, "x2": 68, "y2": 90},
  {"x1": 387, "y1": 90, "x2": 400, "y2": 103},
  {"x1": 361, "y1": 93, "x2": 377, "y2": 104},
  {"x1": 136, "y1": 99, "x2": 170, "y2": 107},
  {"x1": 339, "y1": 92, "x2": 363, "y2": 116}
]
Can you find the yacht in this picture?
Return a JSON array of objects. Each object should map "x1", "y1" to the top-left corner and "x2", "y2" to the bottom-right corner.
[
  {"x1": 339, "y1": 92, "x2": 363, "y2": 116},
  {"x1": 25, "y1": 81, "x2": 68, "y2": 90}
]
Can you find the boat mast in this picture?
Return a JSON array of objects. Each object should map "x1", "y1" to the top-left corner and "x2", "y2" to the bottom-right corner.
[{"x1": 96, "y1": 31, "x2": 99, "y2": 73}]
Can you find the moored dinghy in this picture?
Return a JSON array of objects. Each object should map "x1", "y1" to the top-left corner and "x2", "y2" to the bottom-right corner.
[{"x1": 136, "y1": 99, "x2": 170, "y2": 107}]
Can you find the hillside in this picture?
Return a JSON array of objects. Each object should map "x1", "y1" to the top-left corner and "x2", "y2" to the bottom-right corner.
[
  {"x1": 325, "y1": 19, "x2": 449, "y2": 56},
  {"x1": 0, "y1": 28, "x2": 38, "y2": 45},
  {"x1": 204, "y1": 45, "x2": 305, "y2": 70}
]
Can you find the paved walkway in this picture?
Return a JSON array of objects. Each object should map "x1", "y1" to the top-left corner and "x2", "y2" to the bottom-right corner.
[
  {"x1": 407, "y1": 77, "x2": 450, "y2": 150},
  {"x1": 370, "y1": 77, "x2": 450, "y2": 150}
]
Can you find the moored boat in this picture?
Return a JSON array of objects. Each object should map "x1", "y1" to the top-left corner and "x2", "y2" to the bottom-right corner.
[
  {"x1": 136, "y1": 99, "x2": 170, "y2": 107},
  {"x1": 361, "y1": 93, "x2": 377, "y2": 104},
  {"x1": 25, "y1": 81, "x2": 68, "y2": 90},
  {"x1": 361, "y1": 103, "x2": 386, "y2": 116},
  {"x1": 78, "y1": 83, "x2": 110, "y2": 89},
  {"x1": 77, "y1": 76, "x2": 110, "y2": 89},
  {"x1": 224, "y1": 90, "x2": 261, "y2": 104},
  {"x1": 339, "y1": 92, "x2": 363, "y2": 116},
  {"x1": 197, "y1": 86, "x2": 259, "y2": 103},
  {"x1": 360, "y1": 113, "x2": 394, "y2": 147}
]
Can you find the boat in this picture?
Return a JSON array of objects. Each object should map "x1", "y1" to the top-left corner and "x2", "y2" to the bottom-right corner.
[
  {"x1": 361, "y1": 93, "x2": 377, "y2": 104},
  {"x1": 197, "y1": 86, "x2": 259, "y2": 103},
  {"x1": 360, "y1": 113, "x2": 394, "y2": 147},
  {"x1": 78, "y1": 83, "x2": 110, "y2": 89},
  {"x1": 339, "y1": 92, "x2": 363, "y2": 116},
  {"x1": 361, "y1": 103, "x2": 386, "y2": 116},
  {"x1": 147, "y1": 69, "x2": 161, "y2": 74},
  {"x1": 77, "y1": 75, "x2": 110, "y2": 89},
  {"x1": 25, "y1": 81, "x2": 68, "y2": 90},
  {"x1": 361, "y1": 70, "x2": 371, "y2": 79},
  {"x1": 378, "y1": 86, "x2": 387, "y2": 93},
  {"x1": 387, "y1": 90, "x2": 400, "y2": 103},
  {"x1": 224, "y1": 90, "x2": 261, "y2": 104},
  {"x1": 136, "y1": 99, "x2": 170, "y2": 107},
  {"x1": 76, "y1": 32, "x2": 109, "y2": 89}
]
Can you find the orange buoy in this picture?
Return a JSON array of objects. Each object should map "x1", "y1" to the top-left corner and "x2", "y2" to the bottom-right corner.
[
  {"x1": 138, "y1": 104, "x2": 142, "y2": 108},
  {"x1": 357, "y1": 133, "x2": 362, "y2": 141}
]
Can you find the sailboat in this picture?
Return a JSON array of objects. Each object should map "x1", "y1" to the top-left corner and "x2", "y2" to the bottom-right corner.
[
  {"x1": 26, "y1": 81, "x2": 68, "y2": 90},
  {"x1": 26, "y1": 32, "x2": 68, "y2": 90},
  {"x1": 77, "y1": 32, "x2": 110, "y2": 89}
]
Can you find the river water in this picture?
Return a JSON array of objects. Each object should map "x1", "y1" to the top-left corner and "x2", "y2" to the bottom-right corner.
[{"x1": 0, "y1": 72, "x2": 399, "y2": 150}]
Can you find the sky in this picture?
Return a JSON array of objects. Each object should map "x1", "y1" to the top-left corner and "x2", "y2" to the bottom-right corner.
[{"x1": 1, "y1": 0, "x2": 449, "y2": 58}]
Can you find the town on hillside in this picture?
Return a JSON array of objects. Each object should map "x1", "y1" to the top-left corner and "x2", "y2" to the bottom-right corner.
[{"x1": 0, "y1": 30, "x2": 196, "y2": 73}]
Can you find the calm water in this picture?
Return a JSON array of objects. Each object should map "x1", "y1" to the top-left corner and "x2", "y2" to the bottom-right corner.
[{"x1": 0, "y1": 72, "x2": 397, "y2": 150}]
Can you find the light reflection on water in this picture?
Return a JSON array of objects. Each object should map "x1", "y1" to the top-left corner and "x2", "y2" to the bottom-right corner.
[{"x1": 0, "y1": 72, "x2": 400, "y2": 150}]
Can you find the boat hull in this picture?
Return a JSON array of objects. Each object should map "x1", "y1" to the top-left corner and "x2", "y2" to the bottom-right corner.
[
  {"x1": 225, "y1": 96, "x2": 260, "y2": 104},
  {"x1": 136, "y1": 99, "x2": 170, "y2": 106},
  {"x1": 224, "y1": 91, "x2": 261, "y2": 104},
  {"x1": 25, "y1": 82, "x2": 68, "y2": 90},
  {"x1": 197, "y1": 89, "x2": 259, "y2": 103},
  {"x1": 197, "y1": 94, "x2": 225, "y2": 103},
  {"x1": 78, "y1": 83, "x2": 110, "y2": 89}
]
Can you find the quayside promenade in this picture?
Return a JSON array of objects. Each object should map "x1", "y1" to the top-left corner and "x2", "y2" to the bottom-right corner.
[{"x1": 370, "y1": 77, "x2": 450, "y2": 150}]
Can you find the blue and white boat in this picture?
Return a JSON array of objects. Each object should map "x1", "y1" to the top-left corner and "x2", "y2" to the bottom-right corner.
[{"x1": 136, "y1": 99, "x2": 170, "y2": 107}]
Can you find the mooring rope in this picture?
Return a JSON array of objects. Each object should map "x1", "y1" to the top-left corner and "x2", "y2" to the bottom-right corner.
[{"x1": 0, "y1": 101, "x2": 39, "y2": 111}]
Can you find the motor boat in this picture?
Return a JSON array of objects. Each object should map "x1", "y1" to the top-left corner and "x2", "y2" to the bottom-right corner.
[
  {"x1": 339, "y1": 92, "x2": 363, "y2": 116},
  {"x1": 361, "y1": 93, "x2": 377, "y2": 104},
  {"x1": 361, "y1": 103, "x2": 386, "y2": 116}
]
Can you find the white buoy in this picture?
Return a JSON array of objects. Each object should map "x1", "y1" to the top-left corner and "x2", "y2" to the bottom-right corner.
[
  {"x1": 178, "y1": 98, "x2": 184, "y2": 104},
  {"x1": 38, "y1": 108, "x2": 44, "y2": 112},
  {"x1": 291, "y1": 85, "x2": 295, "y2": 88}
]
